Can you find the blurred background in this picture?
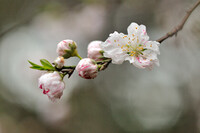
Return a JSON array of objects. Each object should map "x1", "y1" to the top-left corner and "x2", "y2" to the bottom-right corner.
[{"x1": 0, "y1": 0, "x2": 200, "y2": 133}]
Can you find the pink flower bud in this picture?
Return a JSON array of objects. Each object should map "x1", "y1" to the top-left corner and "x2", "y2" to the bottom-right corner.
[
  {"x1": 87, "y1": 41, "x2": 103, "y2": 61},
  {"x1": 56, "y1": 39, "x2": 77, "y2": 58},
  {"x1": 38, "y1": 71, "x2": 65, "y2": 101},
  {"x1": 76, "y1": 58, "x2": 98, "y2": 79},
  {"x1": 54, "y1": 56, "x2": 65, "y2": 69}
]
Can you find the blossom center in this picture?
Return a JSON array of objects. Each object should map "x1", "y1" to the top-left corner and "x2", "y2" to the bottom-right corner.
[{"x1": 118, "y1": 42, "x2": 145, "y2": 57}]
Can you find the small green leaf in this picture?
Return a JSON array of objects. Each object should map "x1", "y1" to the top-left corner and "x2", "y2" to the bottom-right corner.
[
  {"x1": 30, "y1": 66, "x2": 46, "y2": 70},
  {"x1": 28, "y1": 60, "x2": 39, "y2": 66},
  {"x1": 40, "y1": 59, "x2": 54, "y2": 68},
  {"x1": 28, "y1": 60, "x2": 55, "y2": 71}
]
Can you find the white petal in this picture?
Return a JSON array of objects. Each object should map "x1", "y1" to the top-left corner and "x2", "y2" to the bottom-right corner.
[
  {"x1": 144, "y1": 41, "x2": 160, "y2": 54},
  {"x1": 138, "y1": 25, "x2": 146, "y2": 34},
  {"x1": 125, "y1": 56, "x2": 135, "y2": 64},
  {"x1": 127, "y1": 22, "x2": 139, "y2": 35}
]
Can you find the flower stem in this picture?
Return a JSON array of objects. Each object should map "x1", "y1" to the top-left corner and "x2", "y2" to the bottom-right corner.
[
  {"x1": 97, "y1": 65, "x2": 102, "y2": 71},
  {"x1": 76, "y1": 54, "x2": 83, "y2": 60},
  {"x1": 96, "y1": 58, "x2": 112, "y2": 64},
  {"x1": 63, "y1": 66, "x2": 76, "y2": 69}
]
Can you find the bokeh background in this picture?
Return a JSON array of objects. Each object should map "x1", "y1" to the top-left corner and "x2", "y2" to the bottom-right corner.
[{"x1": 0, "y1": 0, "x2": 200, "y2": 133}]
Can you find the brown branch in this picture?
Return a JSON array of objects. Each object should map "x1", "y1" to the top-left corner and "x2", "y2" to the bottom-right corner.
[{"x1": 157, "y1": 0, "x2": 200, "y2": 43}]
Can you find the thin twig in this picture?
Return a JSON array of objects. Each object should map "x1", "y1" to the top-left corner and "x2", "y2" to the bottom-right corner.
[
  {"x1": 157, "y1": 0, "x2": 200, "y2": 43},
  {"x1": 62, "y1": 66, "x2": 76, "y2": 69},
  {"x1": 99, "y1": 59, "x2": 112, "y2": 71}
]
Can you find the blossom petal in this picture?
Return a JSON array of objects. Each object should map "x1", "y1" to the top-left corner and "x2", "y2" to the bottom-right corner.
[
  {"x1": 127, "y1": 22, "x2": 139, "y2": 35},
  {"x1": 144, "y1": 41, "x2": 160, "y2": 54}
]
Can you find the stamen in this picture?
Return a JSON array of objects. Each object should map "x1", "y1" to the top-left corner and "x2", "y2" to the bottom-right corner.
[
  {"x1": 123, "y1": 35, "x2": 127, "y2": 38},
  {"x1": 130, "y1": 51, "x2": 136, "y2": 55},
  {"x1": 138, "y1": 47, "x2": 143, "y2": 50}
]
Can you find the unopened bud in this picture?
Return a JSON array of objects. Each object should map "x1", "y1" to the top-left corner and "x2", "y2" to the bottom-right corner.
[
  {"x1": 87, "y1": 41, "x2": 103, "y2": 61},
  {"x1": 38, "y1": 71, "x2": 65, "y2": 101},
  {"x1": 76, "y1": 58, "x2": 98, "y2": 79},
  {"x1": 56, "y1": 39, "x2": 78, "y2": 59},
  {"x1": 54, "y1": 56, "x2": 65, "y2": 69}
]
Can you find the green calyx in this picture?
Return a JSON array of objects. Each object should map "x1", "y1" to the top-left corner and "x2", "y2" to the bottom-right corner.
[
  {"x1": 63, "y1": 42, "x2": 82, "y2": 59},
  {"x1": 99, "y1": 50, "x2": 104, "y2": 55}
]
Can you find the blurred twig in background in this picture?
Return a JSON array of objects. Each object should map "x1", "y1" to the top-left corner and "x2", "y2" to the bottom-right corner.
[
  {"x1": 0, "y1": 15, "x2": 35, "y2": 38},
  {"x1": 157, "y1": 0, "x2": 200, "y2": 43}
]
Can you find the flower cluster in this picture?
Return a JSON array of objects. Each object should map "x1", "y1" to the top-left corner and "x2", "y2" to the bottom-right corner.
[{"x1": 29, "y1": 22, "x2": 160, "y2": 101}]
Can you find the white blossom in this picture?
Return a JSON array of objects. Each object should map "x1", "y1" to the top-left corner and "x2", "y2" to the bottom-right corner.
[
  {"x1": 38, "y1": 71, "x2": 65, "y2": 101},
  {"x1": 87, "y1": 41, "x2": 103, "y2": 61},
  {"x1": 100, "y1": 22, "x2": 160, "y2": 69},
  {"x1": 76, "y1": 58, "x2": 98, "y2": 79}
]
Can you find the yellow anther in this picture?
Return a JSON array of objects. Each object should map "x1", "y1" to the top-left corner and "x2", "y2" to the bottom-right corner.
[
  {"x1": 137, "y1": 39, "x2": 139, "y2": 43},
  {"x1": 128, "y1": 38, "x2": 130, "y2": 40},
  {"x1": 138, "y1": 47, "x2": 143, "y2": 50},
  {"x1": 130, "y1": 51, "x2": 136, "y2": 54},
  {"x1": 130, "y1": 53, "x2": 136, "y2": 56},
  {"x1": 136, "y1": 27, "x2": 138, "y2": 29},
  {"x1": 150, "y1": 59, "x2": 153, "y2": 61},
  {"x1": 150, "y1": 44, "x2": 152, "y2": 47},
  {"x1": 132, "y1": 38, "x2": 135, "y2": 41},
  {"x1": 114, "y1": 40, "x2": 116, "y2": 42},
  {"x1": 128, "y1": 41, "x2": 131, "y2": 44},
  {"x1": 132, "y1": 34, "x2": 135, "y2": 37},
  {"x1": 123, "y1": 35, "x2": 127, "y2": 38},
  {"x1": 118, "y1": 44, "x2": 120, "y2": 46}
]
